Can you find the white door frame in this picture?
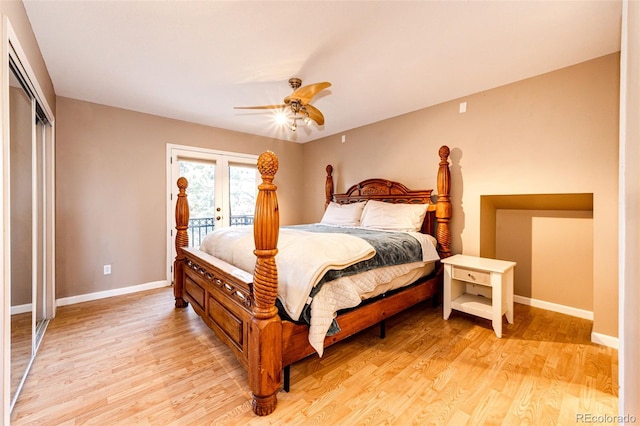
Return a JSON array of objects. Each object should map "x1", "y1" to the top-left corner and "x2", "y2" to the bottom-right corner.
[{"x1": 165, "y1": 144, "x2": 257, "y2": 284}]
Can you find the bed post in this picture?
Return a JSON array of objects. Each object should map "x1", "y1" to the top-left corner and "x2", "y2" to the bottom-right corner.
[
  {"x1": 174, "y1": 177, "x2": 189, "y2": 308},
  {"x1": 249, "y1": 151, "x2": 282, "y2": 416},
  {"x1": 436, "y1": 145, "x2": 452, "y2": 258},
  {"x1": 325, "y1": 164, "x2": 334, "y2": 207}
]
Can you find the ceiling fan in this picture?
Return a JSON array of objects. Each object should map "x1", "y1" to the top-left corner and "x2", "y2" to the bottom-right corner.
[{"x1": 234, "y1": 78, "x2": 331, "y2": 132}]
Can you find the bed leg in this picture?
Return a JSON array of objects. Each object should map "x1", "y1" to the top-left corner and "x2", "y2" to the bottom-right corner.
[
  {"x1": 432, "y1": 294, "x2": 440, "y2": 308},
  {"x1": 249, "y1": 315, "x2": 282, "y2": 416},
  {"x1": 173, "y1": 248, "x2": 189, "y2": 308},
  {"x1": 380, "y1": 320, "x2": 386, "y2": 339},
  {"x1": 173, "y1": 259, "x2": 188, "y2": 309},
  {"x1": 283, "y1": 365, "x2": 290, "y2": 392}
]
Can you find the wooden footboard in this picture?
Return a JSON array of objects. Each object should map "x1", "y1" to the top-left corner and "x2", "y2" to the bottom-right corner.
[
  {"x1": 174, "y1": 146, "x2": 452, "y2": 416},
  {"x1": 181, "y1": 248, "x2": 253, "y2": 369}
]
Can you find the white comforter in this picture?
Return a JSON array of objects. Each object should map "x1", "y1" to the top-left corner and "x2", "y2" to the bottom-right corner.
[
  {"x1": 200, "y1": 226, "x2": 375, "y2": 320},
  {"x1": 308, "y1": 260, "x2": 435, "y2": 356}
]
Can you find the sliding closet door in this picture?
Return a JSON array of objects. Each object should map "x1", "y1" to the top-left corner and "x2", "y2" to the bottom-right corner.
[
  {"x1": 5, "y1": 48, "x2": 55, "y2": 414},
  {"x1": 2, "y1": 18, "x2": 55, "y2": 421},
  {"x1": 8, "y1": 63, "x2": 33, "y2": 411}
]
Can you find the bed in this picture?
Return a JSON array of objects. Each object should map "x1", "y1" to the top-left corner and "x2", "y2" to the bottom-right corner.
[{"x1": 173, "y1": 145, "x2": 452, "y2": 416}]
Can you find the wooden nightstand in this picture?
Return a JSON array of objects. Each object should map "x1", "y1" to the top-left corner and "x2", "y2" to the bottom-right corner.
[{"x1": 441, "y1": 254, "x2": 516, "y2": 338}]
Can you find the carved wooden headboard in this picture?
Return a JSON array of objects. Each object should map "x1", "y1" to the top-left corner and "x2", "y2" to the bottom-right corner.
[{"x1": 323, "y1": 145, "x2": 451, "y2": 258}]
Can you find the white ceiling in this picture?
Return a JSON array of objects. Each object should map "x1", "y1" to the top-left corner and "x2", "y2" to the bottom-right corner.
[{"x1": 23, "y1": 1, "x2": 622, "y2": 144}]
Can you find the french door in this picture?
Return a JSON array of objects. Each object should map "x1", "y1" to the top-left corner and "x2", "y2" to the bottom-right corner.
[{"x1": 166, "y1": 145, "x2": 258, "y2": 282}]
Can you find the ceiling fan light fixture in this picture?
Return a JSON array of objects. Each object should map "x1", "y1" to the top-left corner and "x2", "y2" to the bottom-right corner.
[
  {"x1": 274, "y1": 110, "x2": 289, "y2": 125},
  {"x1": 234, "y1": 78, "x2": 331, "y2": 133}
]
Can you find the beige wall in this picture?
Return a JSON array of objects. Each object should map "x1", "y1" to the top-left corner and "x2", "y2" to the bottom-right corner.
[
  {"x1": 302, "y1": 54, "x2": 620, "y2": 337},
  {"x1": 55, "y1": 97, "x2": 304, "y2": 299},
  {"x1": 496, "y1": 209, "x2": 593, "y2": 311}
]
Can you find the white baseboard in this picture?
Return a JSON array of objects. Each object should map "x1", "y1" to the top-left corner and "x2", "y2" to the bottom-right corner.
[
  {"x1": 514, "y1": 294, "x2": 593, "y2": 320},
  {"x1": 56, "y1": 280, "x2": 170, "y2": 307},
  {"x1": 11, "y1": 303, "x2": 32, "y2": 315},
  {"x1": 591, "y1": 332, "x2": 619, "y2": 349},
  {"x1": 514, "y1": 295, "x2": 618, "y2": 349}
]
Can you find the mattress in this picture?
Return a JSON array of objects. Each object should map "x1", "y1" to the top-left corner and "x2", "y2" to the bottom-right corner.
[{"x1": 307, "y1": 260, "x2": 436, "y2": 356}]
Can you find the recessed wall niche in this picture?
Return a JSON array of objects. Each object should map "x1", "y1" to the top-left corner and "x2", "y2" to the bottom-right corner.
[{"x1": 480, "y1": 194, "x2": 594, "y2": 314}]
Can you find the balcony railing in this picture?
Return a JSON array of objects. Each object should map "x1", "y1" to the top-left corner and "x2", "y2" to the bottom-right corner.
[{"x1": 188, "y1": 215, "x2": 254, "y2": 248}]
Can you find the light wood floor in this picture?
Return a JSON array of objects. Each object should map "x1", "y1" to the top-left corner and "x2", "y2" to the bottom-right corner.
[
  {"x1": 11, "y1": 312, "x2": 32, "y2": 401},
  {"x1": 11, "y1": 287, "x2": 618, "y2": 425}
]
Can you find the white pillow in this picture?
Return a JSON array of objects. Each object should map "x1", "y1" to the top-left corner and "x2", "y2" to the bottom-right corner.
[
  {"x1": 359, "y1": 200, "x2": 428, "y2": 231},
  {"x1": 320, "y1": 201, "x2": 367, "y2": 226}
]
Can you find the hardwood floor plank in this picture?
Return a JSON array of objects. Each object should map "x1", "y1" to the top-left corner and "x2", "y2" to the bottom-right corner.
[{"x1": 11, "y1": 287, "x2": 617, "y2": 425}]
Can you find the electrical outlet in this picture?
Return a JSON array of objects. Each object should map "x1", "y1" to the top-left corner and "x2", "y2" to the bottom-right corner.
[{"x1": 104, "y1": 264, "x2": 111, "y2": 275}]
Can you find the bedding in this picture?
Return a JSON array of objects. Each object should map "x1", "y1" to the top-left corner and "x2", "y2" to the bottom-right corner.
[
  {"x1": 290, "y1": 224, "x2": 439, "y2": 354},
  {"x1": 320, "y1": 201, "x2": 366, "y2": 226},
  {"x1": 307, "y1": 261, "x2": 436, "y2": 355},
  {"x1": 200, "y1": 223, "x2": 440, "y2": 354},
  {"x1": 285, "y1": 224, "x2": 439, "y2": 280},
  {"x1": 200, "y1": 225, "x2": 375, "y2": 320},
  {"x1": 360, "y1": 199, "x2": 429, "y2": 231}
]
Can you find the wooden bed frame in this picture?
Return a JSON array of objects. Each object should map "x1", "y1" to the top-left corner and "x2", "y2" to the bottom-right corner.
[{"x1": 173, "y1": 145, "x2": 452, "y2": 416}]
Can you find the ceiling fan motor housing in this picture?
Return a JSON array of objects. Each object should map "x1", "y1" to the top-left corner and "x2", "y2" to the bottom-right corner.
[{"x1": 288, "y1": 78, "x2": 302, "y2": 90}]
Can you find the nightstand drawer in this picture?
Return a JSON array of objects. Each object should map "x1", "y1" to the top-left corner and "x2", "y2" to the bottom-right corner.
[{"x1": 452, "y1": 266, "x2": 491, "y2": 285}]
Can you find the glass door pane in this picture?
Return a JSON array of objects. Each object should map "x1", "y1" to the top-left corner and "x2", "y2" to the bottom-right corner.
[
  {"x1": 179, "y1": 159, "x2": 216, "y2": 247},
  {"x1": 228, "y1": 164, "x2": 258, "y2": 226}
]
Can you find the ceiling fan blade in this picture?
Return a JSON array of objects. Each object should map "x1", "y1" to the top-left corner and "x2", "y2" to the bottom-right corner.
[
  {"x1": 285, "y1": 82, "x2": 331, "y2": 105},
  {"x1": 303, "y1": 104, "x2": 325, "y2": 126},
  {"x1": 233, "y1": 104, "x2": 286, "y2": 110}
]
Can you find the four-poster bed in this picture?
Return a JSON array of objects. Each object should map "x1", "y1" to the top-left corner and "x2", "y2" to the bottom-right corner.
[{"x1": 173, "y1": 145, "x2": 452, "y2": 416}]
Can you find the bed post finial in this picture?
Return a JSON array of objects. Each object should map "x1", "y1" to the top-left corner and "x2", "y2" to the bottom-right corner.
[
  {"x1": 174, "y1": 177, "x2": 189, "y2": 308},
  {"x1": 325, "y1": 165, "x2": 334, "y2": 207},
  {"x1": 250, "y1": 150, "x2": 282, "y2": 416},
  {"x1": 436, "y1": 146, "x2": 452, "y2": 258}
]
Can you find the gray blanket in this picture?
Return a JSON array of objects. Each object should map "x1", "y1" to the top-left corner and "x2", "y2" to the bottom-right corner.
[{"x1": 284, "y1": 224, "x2": 423, "y2": 286}]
